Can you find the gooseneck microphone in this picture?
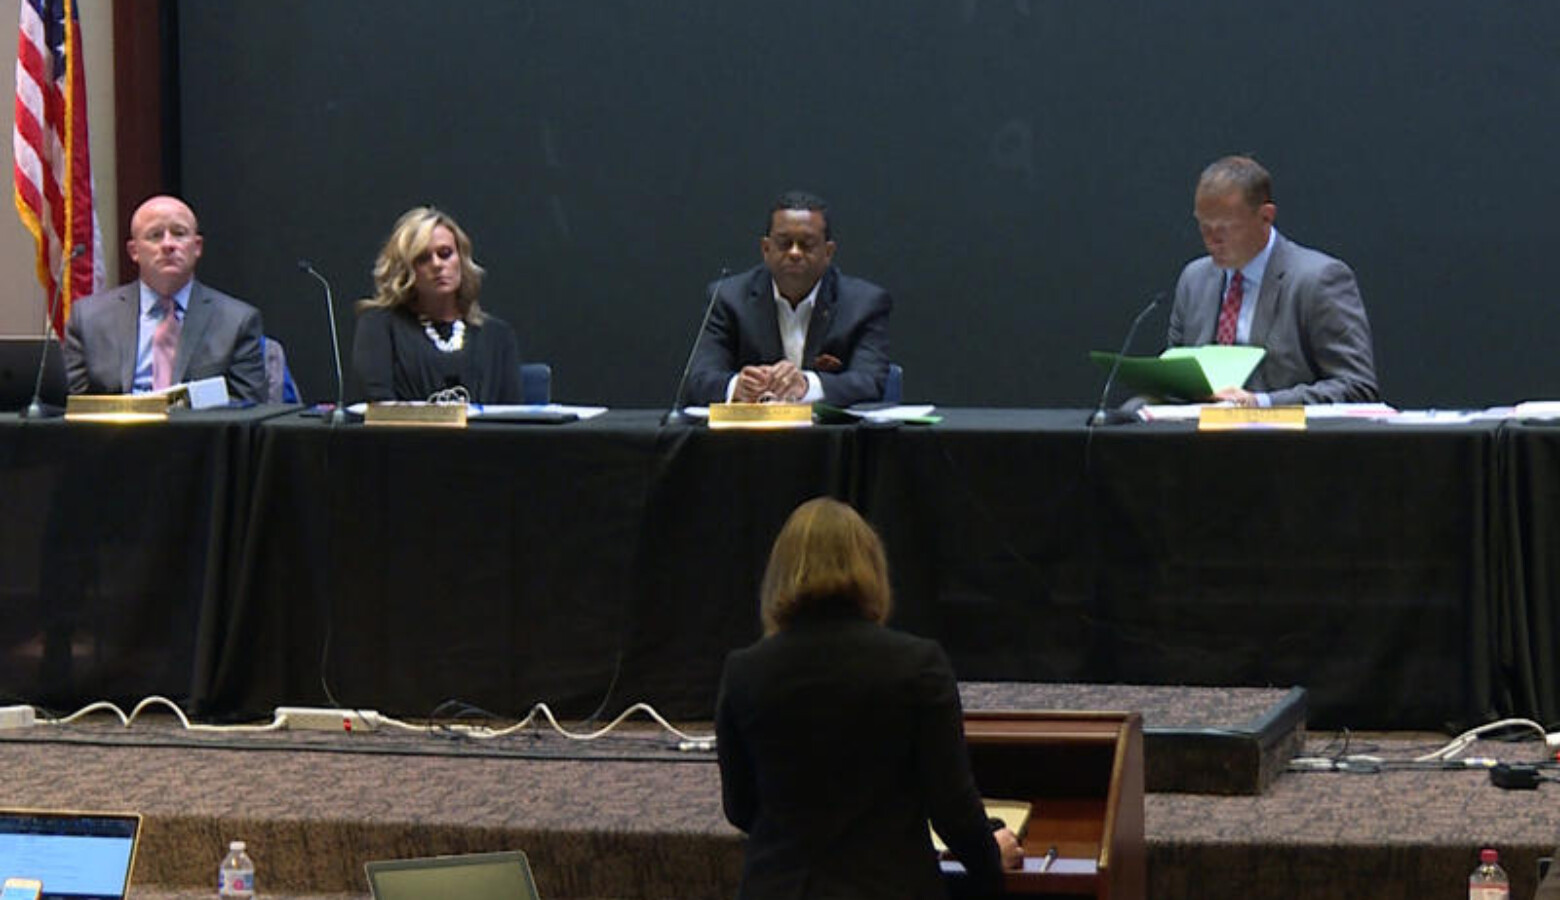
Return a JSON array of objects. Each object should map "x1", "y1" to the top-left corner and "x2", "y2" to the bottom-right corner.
[
  {"x1": 297, "y1": 260, "x2": 348, "y2": 426},
  {"x1": 1087, "y1": 291, "x2": 1166, "y2": 427},
  {"x1": 22, "y1": 243, "x2": 85, "y2": 420},
  {"x1": 663, "y1": 267, "x2": 729, "y2": 425}
]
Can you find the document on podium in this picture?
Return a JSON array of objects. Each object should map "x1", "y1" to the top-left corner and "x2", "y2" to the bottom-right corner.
[{"x1": 1089, "y1": 345, "x2": 1265, "y2": 400}]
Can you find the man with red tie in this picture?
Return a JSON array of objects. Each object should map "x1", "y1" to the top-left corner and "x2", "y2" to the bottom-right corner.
[
  {"x1": 1166, "y1": 156, "x2": 1379, "y2": 407},
  {"x1": 63, "y1": 195, "x2": 266, "y2": 403}
]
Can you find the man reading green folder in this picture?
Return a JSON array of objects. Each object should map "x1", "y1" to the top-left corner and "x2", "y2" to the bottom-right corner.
[{"x1": 1162, "y1": 156, "x2": 1379, "y2": 407}]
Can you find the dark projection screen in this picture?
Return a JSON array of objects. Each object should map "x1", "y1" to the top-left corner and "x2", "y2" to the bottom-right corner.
[{"x1": 178, "y1": 1, "x2": 1560, "y2": 409}]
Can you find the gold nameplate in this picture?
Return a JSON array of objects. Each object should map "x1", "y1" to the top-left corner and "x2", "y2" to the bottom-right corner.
[
  {"x1": 364, "y1": 402, "x2": 468, "y2": 428},
  {"x1": 1198, "y1": 406, "x2": 1307, "y2": 431},
  {"x1": 65, "y1": 390, "x2": 188, "y2": 423},
  {"x1": 708, "y1": 402, "x2": 813, "y2": 430}
]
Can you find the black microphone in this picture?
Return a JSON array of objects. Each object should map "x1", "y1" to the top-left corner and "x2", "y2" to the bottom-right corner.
[
  {"x1": 663, "y1": 267, "x2": 729, "y2": 425},
  {"x1": 1087, "y1": 291, "x2": 1165, "y2": 426},
  {"x1": 22, "y1": 243, "x2": 85, "y2": 420},
  {"x1": 297, "y1": 260, "x2": 348, "y2": 426}
]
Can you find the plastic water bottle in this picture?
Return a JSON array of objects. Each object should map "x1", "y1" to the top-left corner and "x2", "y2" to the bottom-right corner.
[
  {"x1": 1469, "y1": 848, "x2": 1509, "y2": 899},
  {"x1": 218, "y1": 840, "x2": 255, "y2": 898}
]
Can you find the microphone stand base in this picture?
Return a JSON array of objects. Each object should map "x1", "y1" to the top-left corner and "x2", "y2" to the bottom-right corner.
[{"x1": 1087, "y1": 407, "x2": 1144, "y2": 427}]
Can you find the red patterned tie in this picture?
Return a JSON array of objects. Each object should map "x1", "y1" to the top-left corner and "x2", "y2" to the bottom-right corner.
[
  {"x1": 1215, "y1": 271, "x2": 1243, "y2": 345},
  {"x1": 152, "y1": 295, "x2": 181, "y2": 390}
]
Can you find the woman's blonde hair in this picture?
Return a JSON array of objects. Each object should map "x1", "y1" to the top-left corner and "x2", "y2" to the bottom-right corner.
[
  {"x1": 356, "y1": 206, "x2": 487, "y2": 324},
  {"x1": 760, "y1": 497, "x2": 892, "y2": 635}
]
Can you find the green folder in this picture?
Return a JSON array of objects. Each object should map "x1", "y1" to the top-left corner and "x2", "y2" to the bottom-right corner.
[{"x1": 1088, "y1": 345, "x2": 1266, "y2": 400}]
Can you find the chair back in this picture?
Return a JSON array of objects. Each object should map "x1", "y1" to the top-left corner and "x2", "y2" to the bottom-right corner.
[
  {"x1": 262, "y1": 335, "x2": 300, "y2": 403},
  {"x1": 883, "y1": 362, "x2": 904, "y2": 404},
  {"x1": 521, "y1": 362, "x2": 552, "y2": 404}
]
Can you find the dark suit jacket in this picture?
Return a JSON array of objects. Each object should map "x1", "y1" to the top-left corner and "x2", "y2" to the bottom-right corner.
[
  {"x1": 686, "y1": 265, "x2": 891, "y2": 407},
  {"x1": 350, "y1": 306, "x2": 523, "y2": 403},
  {"x1": 716, "y1": 613, "x2": 1002, "y2": 900},
  {"x1": 62, "y1": 280, "x2": 267, "y2": 403},
  {"x1": 1167, "y1": 232, "x2": 1379, "y2": 405}
]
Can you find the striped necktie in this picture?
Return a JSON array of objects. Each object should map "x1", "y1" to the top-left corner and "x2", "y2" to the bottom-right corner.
[
  {"x1": 151, "y1": 295, "x2": 181, "y2": 390},
  {"x1": 1215, "y1": 271, "x2": 1243, "y2": 345}
]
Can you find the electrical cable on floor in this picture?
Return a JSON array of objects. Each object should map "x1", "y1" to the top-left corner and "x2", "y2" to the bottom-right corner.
[
  {"x1": 1413, "y1": 718, "x2": 1550, "y2": 762},
  {"x1": 379, "y1": 701, "x2": 713, "y2": 745},
  {"x1": 1289, "y1": 718, "x2": 1560, "y2": 775},
  {"x1": 5, "y1": 695, "x2": 712, "y2": 745},
  {"x1": 28, "y1": 696, "x2": 287, "y2": 732}
]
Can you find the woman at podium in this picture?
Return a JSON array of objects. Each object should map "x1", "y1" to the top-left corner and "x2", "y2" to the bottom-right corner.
[
  {"x1": 716, "y1": 497, "x2": 1022, "y2": 899},
  {"x1": 352, "y1": 206, "x2": 523, "y2": 403}
]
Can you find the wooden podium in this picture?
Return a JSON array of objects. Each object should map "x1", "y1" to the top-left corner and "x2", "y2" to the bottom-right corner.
[{"x1": 963, "y1": 710, "x2": 1145, "y2": 899}]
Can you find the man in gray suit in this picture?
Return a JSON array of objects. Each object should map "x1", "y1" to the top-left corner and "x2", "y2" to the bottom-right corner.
[
  {"x1": 1167, "y1": 156, "x2": 1378, "y2": 406},
  {"x1": 63, "y1": 195, "x2": 266, "y2": 403}
]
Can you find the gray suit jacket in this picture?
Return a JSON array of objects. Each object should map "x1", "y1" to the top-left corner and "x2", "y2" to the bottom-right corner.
[
  {"x1": 1167, "y1": 232, "x2": 1379, "y2": 405},
  {"x1": 63, "y1": 279, "x2": 267, "y2": 403}
]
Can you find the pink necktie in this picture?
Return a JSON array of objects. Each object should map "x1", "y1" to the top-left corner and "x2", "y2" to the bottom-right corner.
[
  {"x1": 1215, "y1": 271, "x2": 1243, "y2": 345},
  {"x1": 152, "y1": 295, "x2": 181, "y2": 390}
]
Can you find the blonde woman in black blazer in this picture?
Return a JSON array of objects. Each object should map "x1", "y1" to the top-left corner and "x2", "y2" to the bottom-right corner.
[{"x1": 716, "y1": 498, "x2": 1021, "y2": 900}]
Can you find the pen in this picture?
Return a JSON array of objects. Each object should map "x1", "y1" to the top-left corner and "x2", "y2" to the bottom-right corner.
[{"x1": 1038, "y1": 845, "x2": 1058, "y2": 873}]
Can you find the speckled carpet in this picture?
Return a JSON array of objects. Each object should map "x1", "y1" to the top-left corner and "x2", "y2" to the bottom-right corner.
[{"x1": 0, "y1": 684, "x2": 1555, "y2": 899}]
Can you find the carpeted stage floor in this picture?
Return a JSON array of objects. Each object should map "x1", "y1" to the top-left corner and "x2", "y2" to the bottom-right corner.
[{"x1": 1, "y1": 685, "x2": 1557, "y2": 900}]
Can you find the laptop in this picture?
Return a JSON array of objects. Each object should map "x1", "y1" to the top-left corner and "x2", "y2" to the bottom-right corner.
[
  {"x1": 0, "y1": 809, "x2": 142, "y2": 900},
  {"x1": 365, "y1": 850, "x2": 540, "y2": 900},
  {"x1": 0, "y1": 338, "x2": 67, "y2": 412}
]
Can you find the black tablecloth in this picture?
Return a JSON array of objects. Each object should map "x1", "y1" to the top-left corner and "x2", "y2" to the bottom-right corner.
[
  {"x1": 1498, "y1": 421, "x2": 1560, "y2": 723},
  {"x1": 1, "y1": 408, "x2": 1550, "y2": 730},
  {"x1": 854, "y1": 411, "x2": 1500, "y2": 729},
  {"x1": 212, "y1": 411, "x2": 853, "y2": 721},
  {"x1": 0, "y1": 406, "x2": 288, "y2": 709}
]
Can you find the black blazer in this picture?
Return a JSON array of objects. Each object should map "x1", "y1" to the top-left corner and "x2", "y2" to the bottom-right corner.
[
  {"x1": 686, "y1": 265, "x2": 891, "y2": 407},
  {"x1": 350, "y1": 306, "x2": 523, "y2": 403},
  {"x1": 716, "y1": 614, "x2": 1002, "y2": 900}
]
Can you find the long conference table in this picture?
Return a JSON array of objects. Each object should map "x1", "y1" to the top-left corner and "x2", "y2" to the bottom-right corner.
[{"x1": 0, "y1": 406, "x2": 1554, "y2": 731}]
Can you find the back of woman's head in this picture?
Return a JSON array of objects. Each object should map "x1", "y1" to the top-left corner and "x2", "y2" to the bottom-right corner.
[{"x1": 760, "y1": 497, "x2": 891, "y2": 635}]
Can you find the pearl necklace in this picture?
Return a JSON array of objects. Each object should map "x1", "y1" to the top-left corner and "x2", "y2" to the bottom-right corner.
[{"x1": 419, "y1": 315, "x2": 465, "y2": 352}]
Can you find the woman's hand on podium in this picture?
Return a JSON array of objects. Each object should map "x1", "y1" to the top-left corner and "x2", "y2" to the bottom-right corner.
[{"x1": 994, "y1": 828, "x2": 1023, "y2": 869}]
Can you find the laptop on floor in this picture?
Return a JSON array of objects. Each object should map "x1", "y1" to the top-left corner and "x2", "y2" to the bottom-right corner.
[
  {"x1": 0, "y1": 808, "x2": 142, "y2": 900},
  {"x1": 0, "y1": 338, "x2": 67, "y2": 412},
  {"x1": 365, "y1": 850, "x2": 540, "y2": 900}
]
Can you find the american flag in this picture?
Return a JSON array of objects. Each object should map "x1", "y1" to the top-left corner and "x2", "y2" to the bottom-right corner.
[{"x1": 12, "y1": 0, "x2": 103, "y2": 338}]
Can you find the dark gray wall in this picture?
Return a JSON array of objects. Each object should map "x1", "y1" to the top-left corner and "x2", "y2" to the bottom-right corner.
[{"x1": 179, "y1": 1, "x2": 1560, "y2": 408}]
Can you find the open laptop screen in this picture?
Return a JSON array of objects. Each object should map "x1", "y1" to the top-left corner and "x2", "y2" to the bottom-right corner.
[
  {"x1": 0, "y1": 338, "x2": 67, "y2": 412},
  {"x1": 366, "y1": 850, "x2": 539, "y2": 900},
  {"x1": 0, "y1": 810, "x2": 141, "y2": 900}
]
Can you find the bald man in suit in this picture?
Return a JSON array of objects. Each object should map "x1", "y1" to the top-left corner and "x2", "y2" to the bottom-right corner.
[
  {"x1": 63, "y1": 195, "x2": 266, "y2": 403},
  {"x1": 1167, "y1": 156, "x2": 1378, "y2": 407}
]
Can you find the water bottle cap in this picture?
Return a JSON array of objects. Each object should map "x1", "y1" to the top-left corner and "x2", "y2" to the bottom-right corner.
[
  {"x1": 230, "y1": 841, "x2": 246, "y2": 851},
  {"x1": 1480, "y1": 848, "x2": 1498, "y2": 864}
]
